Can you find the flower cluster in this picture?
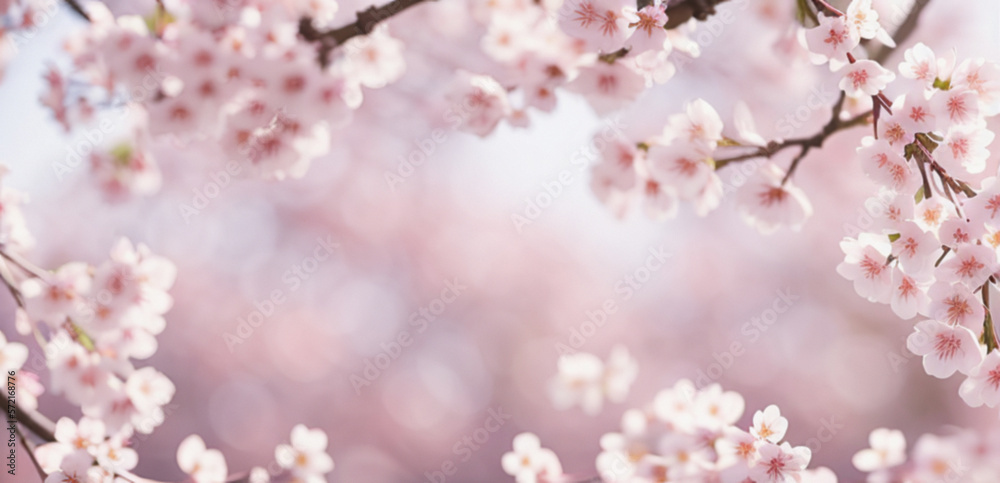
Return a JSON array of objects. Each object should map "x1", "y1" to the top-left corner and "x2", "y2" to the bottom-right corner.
[
  {"x1": 176, "y1": 424, "x2": 334, "y2": 483},
  {"x1": 588, "y1": 98, "x2": 814, "y2": 233},
  {"x1": 511, "y1": 373, "x2": 837, "y2": 482},
  {"x1": 853, "y1": 427, "x2": 1000, "y2": 482},
  {"x1": 833, "y1": 41, "x2": 1000, "y2": 413},
  {"x1": 28, "y1": 0, "x2": 750, "y2": 199},
  {"x1": 43, "y1": 0, "x2": 375, "y2": 191},
  {"x1": 548, "y1": 345, "x2": 638, "y2": 416},
  {"x1": 0, "y1": 165, "x2": 334, "y2": 481}
]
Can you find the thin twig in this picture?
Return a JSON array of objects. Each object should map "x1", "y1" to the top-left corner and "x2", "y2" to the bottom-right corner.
[
  {"x1": 871, "y1": 0, "x2": 933, "y2": 64},
  {"x1": 63, "y1": 0, "x2": 90, "y2": 21},
  {"x1": 298, "y1": 0, "x2": 433, "y2": 66},
  {"x1": 16, "y1": 424, "x2": 48, "y2": 482}
]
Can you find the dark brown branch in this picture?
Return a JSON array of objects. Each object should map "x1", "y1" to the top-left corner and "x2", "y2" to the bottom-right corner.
[
  {"x1": 16, "y1": 424, "x2": 48, "y2": 482},
  {"x1": 64, "y1": 0, "x2": 91, "y2": 21},
  {"x1": 984, "y1": 281, "x2": 999, "y2": 353},
  {"x1": 871, "y1": 0, "x2": 932, "y2": 64},
  {"x1": 716, "y1": 0, "x2": 931, "y2": 178},
  {"x1": 299, "y1": 0, "x2": 432, "y2": 66},
  {"x1": 715, "y1": 93, "x2": 872, "y2": 172},
  {"x1": 664, "y1": 0, "x2": 732, "y2": 29}
]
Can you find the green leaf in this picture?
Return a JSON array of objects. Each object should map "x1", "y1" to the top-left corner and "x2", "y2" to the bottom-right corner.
[
  {"x1": 795, "y1": 0, "x2": 819, "y2": 27},
  {"x1": 933, "y1": 77, "x2": 951, "y2": 91},
  {"x1": 888, "y1": 233, "x2": 901, "y2": 242},
  {"x1": 110, "y1": 143, "x2": 134, "y2": 167},
  {"x1": 67, "y1": 320, "x2": 96, "y2": 352},
  {"x1": 915, "y1": 132, "x2": 938, "y2": 152}
]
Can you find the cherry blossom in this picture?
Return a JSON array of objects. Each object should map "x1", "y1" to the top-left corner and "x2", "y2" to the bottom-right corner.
[
  {"x1": 0, "y1": 329, "x2": 27, "y2": 373},
  {"x1": 937, "y1": 244, "x2": 997, "y2": 288},
  {"x1": 621, "y1": 3, "x2": 669, "y2": 53},
  {"x1": 557, "y1": 0, "x2": 629, "y2": 53},
  {"x1": 274, "y1": 425, "x2": 335, "y2": 482},
  {"x1": 959, "y1": 349, "x2": 1000, "y2": 408},
  {"x1": 906, "y1": 319, "x2": 983, "y2": 378},
  {"x1": 837, "y1": 233, "x2": 893, "y2": 303},
  {"x1": 550, "y1": 346, "x2": 637, "y2": 415},
  {"x1": 177, "y1": 434, "x2": 229, "y2": 483},
  {"x1": 749, "y1": 442, "x2": 812, "y2": 483},
  {"x1": 736, "y1": 163, "x2": 813, "y2": 234},
  {"x1": 840, "y1": 60, "x2": 895, "y2": 97},
  {"x1": 804, "y1": 15, "x2": 859, "y2": 61},
  {"x1": 935, "y1": 123, "x2": 995, "y2": 175},
  {"x1": 567, "y1": 60, "x2": 646, "y2": 115},
  {"x1": 750, "y1": 404, "x2": 788, "y2": 444},
  {"x1": 898, "y1": 42, "x2": 939, "y2": 87},
  {"x1": 852, "y1": 428, "x2": 906, "y2": 472},
  {"x1": 926, "y1": 281, "x2": 985, "y2": 329},
  {"x1": 501, "y1": 433, "x2": 563, "y2": 483}
]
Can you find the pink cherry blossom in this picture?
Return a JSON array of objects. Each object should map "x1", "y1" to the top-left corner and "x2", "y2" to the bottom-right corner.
[
  {"x1": 736, "y1": 163, "x2": 813, "y2": 234},
  {"x1": 275, "y1": 425, "x2": 335, "y2": 482},
  {"x1": 177, "y1": 434, "x2": 228, "y2": 483},
  {"x1": 837, "y1": 233, "x2": 893, "y2": 303},
  {"x1": 906, "y1": 319, "x2": 984, "y2": 378},
  {"x1": 804, "y1": 15, "x2": 859, "y2": 61},
  {"x1": 501, "y1": 433, "x2": 563, "y2": 483},
  {"x1": 852, "y1": 428, "x2": 906, "y2": 472},
  {"x1": 840, "y1": 59, "x2": 895, "y2": 97},
  {"x1": 935, "y1": 123, "x2": 994, "y2": 175},
  {"x1": 748, "y1": 442, "x2": 812, "y2": 483},
  {"x1": 937, "y1": 244, "x2": 998, "y2": 289},
  {"x1": 959, "y1": 350, "x2": 1000, "y2": 408},
  {"x1": 567, "y1": 60, "x2": 646, "y2": 115},
  {"x1": 898, "y1": 42, "x2": 939, "y2": 87},
  {"x1": 750, "y1": 404, "x2": 788, "y2": 444}
]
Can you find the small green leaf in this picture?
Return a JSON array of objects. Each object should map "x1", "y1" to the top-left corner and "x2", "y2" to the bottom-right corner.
[
  {"x1": 110, "y1": 143, "x2": 134, "y2": 168},
  {"x1": 888, "y1": 233, "x2": 901, "y2": 242},
  {"x1": 67, "y1": 320, "x2": 96, "y2": 352},
  {"x1": 795, "y1": 0, "x2": 819, "y2": 27},
  {"x1": 932, "y1": 77, "x2": 951, "y2": 91}
]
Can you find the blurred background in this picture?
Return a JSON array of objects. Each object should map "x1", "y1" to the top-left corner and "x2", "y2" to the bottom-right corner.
[{"x1": 2, "y1": 0, "x2": 1000, "y2": 481}]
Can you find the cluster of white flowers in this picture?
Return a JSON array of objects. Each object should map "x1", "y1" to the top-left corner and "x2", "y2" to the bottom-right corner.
[
  {"x1": 0, "y1": 164, "x2": 334, "y2": 482},
  {"x1": 515, "y1": 355, "x2": 838, "y2": 483},
  {"x1": 549, "y1": 345, "x2": 638, "y2": 416},
  {"x1": 832, "y1": 41, "x2": 1000, "y2": 413},
  {"x1": 853, "y1": 427, "x2": 1000, "y2": 482},
  {"x1": 589, "y1": 97, "x2": 815, "y2": 232}
]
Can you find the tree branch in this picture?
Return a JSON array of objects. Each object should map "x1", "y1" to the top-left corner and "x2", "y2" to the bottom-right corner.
[
  {"x1": 63, "y1": 0, "x2": 91, "y2": 21},
  {"x1": 664, "y1": 0, "x2": 733, "y2": 29},
  {"x1": 871, "y1": 0, "x2": 933, "y2": 64},
  {"x1": 715, "y1": 0, "x2": 932, "y2": 178},
  {"x1": 299, "y1": 0, "x2": 433, "y2": 67},
  {"x1": 715, "y1": 93, "x2": 871, "y2": 171}
]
